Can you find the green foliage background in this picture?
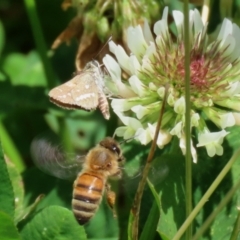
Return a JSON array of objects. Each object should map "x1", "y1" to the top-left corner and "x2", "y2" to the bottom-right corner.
[{"x1": 1, "y1": 0, "x2": 240, "y2": 240}]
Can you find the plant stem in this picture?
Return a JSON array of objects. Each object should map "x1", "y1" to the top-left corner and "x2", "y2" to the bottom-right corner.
[
  {"x1": 130, "y1": 85, "x2": 169, "y2": 240},
  {"x1": 183, "y1": 0, "x2": 192, "y2": 239},
  {"x1": 172, "y1": 147, "x2": 240, "y2": 240},
  {"x1": 192, "y1": 176, "x2": 240, "y2": 240},
  {"x1": 23, "y1": 0, "x2": 57, "y2": 89}
]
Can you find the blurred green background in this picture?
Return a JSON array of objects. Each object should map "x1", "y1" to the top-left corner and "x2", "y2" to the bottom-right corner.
[{"x1": 2, "y1": 0, "x2": 240, "y2": 240}]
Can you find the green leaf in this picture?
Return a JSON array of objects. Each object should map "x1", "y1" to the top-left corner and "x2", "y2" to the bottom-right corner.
[
  {"x1": 0, "y1": 80, "x2": 50, "y2": 114},
  {"x1": 20, "y1": 206, "x2": 87, "y2": 240},
  {"x1": 137, "y1": 153, "x2": 179, "y2": 240},
  {"x1": 139, "y1": 179, "x2": 161, "y2": 240},
  {"x1": 127, "y1": 208, "x2": 135, "y2": 240},
  {"x1": 147, "y1": 178, "x2": 161, "y2": 210},
  {"x1": 0, "y1": 211, "x2": 21, "y2": 240},
  {"x1": 0, "y1": 121, "x2": 25, "y2": 173},
  {"x1": 0, "y1": 141, "x2": 15, "y2": 217},
  {"x1": 155, "y1": 153, "x2": 185, "y2": 239},
  {"x1": 83, "y1": 201, "x2": 119, "y2": 238},
  {"x1": 22, "y1": 167, "x2": 72, "y2": 211},
  {"x1": 16, "y1": 194, "x2": 44, "y2": 224},
  {"x1": 6, "y1": 159, "x2": 25, "y2": 224},
  {"x1": 2, "y1": 51, "x2": 47, "y2": 87}
]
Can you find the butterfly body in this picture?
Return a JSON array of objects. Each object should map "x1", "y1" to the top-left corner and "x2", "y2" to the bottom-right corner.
[{"x1": 49, "y1": 61, "x2": 110, "y2": 119}]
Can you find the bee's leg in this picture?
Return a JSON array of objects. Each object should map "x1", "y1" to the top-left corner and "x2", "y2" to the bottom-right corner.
[{"x1": 105, "y1": 183, "x2": 117, "y2": 218}]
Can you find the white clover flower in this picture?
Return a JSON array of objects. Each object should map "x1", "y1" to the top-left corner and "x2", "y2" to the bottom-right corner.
[
  {"x1": 103, "y1": 7, "x2": 240, "y2": 161},
  {"x1": 180, "y1": 133, "x2": 197, "y2": 163},
  {"x1": 232, "y1": 112, "x2": 240, "y2": 125},
  {"x1": 197, "y1": 130, "x2": 229, "y2": 157},
  {"x1": 147, "y1": 123, "x2": 172, "y2": 148}
]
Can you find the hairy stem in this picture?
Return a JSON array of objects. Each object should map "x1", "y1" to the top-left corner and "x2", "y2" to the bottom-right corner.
[{"x1": 130, "y1": 85, "x2": 169, "y2": 240}]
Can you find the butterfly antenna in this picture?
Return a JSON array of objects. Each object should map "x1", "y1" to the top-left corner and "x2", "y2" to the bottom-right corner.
[{"x1": 94, "y1": 36, "x2": 113, "y2": 61}]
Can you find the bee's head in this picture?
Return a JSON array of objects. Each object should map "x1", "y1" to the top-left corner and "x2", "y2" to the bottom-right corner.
[{"x1": 99, "y1": 137, "x2": 124, "y2": 162}]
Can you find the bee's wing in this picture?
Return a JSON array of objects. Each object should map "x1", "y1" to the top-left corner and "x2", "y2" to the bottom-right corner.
[
  {"x1": 30, "y1": 137, "x2": 84, "y2": 180},
  {"x1": 122, "y1": 160, "x2": 169, "y2": 188}
]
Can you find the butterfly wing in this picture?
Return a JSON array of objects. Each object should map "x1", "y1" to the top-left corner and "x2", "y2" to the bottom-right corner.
[
  {"x1": 30, "y1": 136, "x2": 84, "y2": 180},
  {"x1": 49, "y1": 76, "x2": 80, "y2": 109},
  {"x1": 71, "y1": 73, "x2": 99, "y2": 110},
  {"x1": 49, "y1": 72, "x2": 99, "y2": 110}
]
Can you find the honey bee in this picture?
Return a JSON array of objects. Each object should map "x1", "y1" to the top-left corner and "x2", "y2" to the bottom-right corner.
[{"x1": 30, "y1": 136, "x2": 124, "y2": 225}]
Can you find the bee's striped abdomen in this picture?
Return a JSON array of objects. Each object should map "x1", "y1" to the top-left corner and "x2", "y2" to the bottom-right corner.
[{"x1": 72, "y1": 173, "x2": 104, "y2": 225}]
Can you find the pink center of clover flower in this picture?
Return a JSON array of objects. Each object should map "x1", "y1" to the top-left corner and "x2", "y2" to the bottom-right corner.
[
  {"x1": 190, "y1": 56, "x2": 209, "y2": 89},
  {"x1": 177, "y1": 55, "x2": 211, "y2": 92}
]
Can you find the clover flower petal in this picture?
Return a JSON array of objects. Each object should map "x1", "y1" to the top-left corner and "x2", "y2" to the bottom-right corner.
[
  {"x1": 148, "y1": 123, "x2": 172, "y2": 148},
  {"x1": 154, "y1": 7, "x2": 169, "y2": 37},
  {"x1": 197, "y1": 130, "x2": 229, "y2": 157},
  {"x1": 103, "y1": 55, "x2": 136, "y2": 98},
  {"x1": 232, "y1": 112, "x2": 240, "y2": 125},
  {"x1": 131, "y1": 105, "x2": 149, "y2": 119},
  {"x1": 180, "y1": 133, "x2": 197, "y2": 163},
  {"x1": 143, "y1": 19, "x2": 154, "y2": 44},
  {"x1": 135, "y1": 128, "x2": 152, "y2": 145},
  {"x1": 203, "y1": 108, "x2": 235, "y2": 129},
  {"x1": 191, "y1": 113, "x2": 200, "y2": 127},
  {"x1": 174, "y1": 97, "x2": 185, "y2": 115},
  {"x1": 127, "y1": 25, "x2": 148, "y2": 59},
  {"x1": 114, "y1": 114, "x2": 143, "y2": 140},
  {"x1": 108, "y1": 41, "x2": 132, "y2": 75}
]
